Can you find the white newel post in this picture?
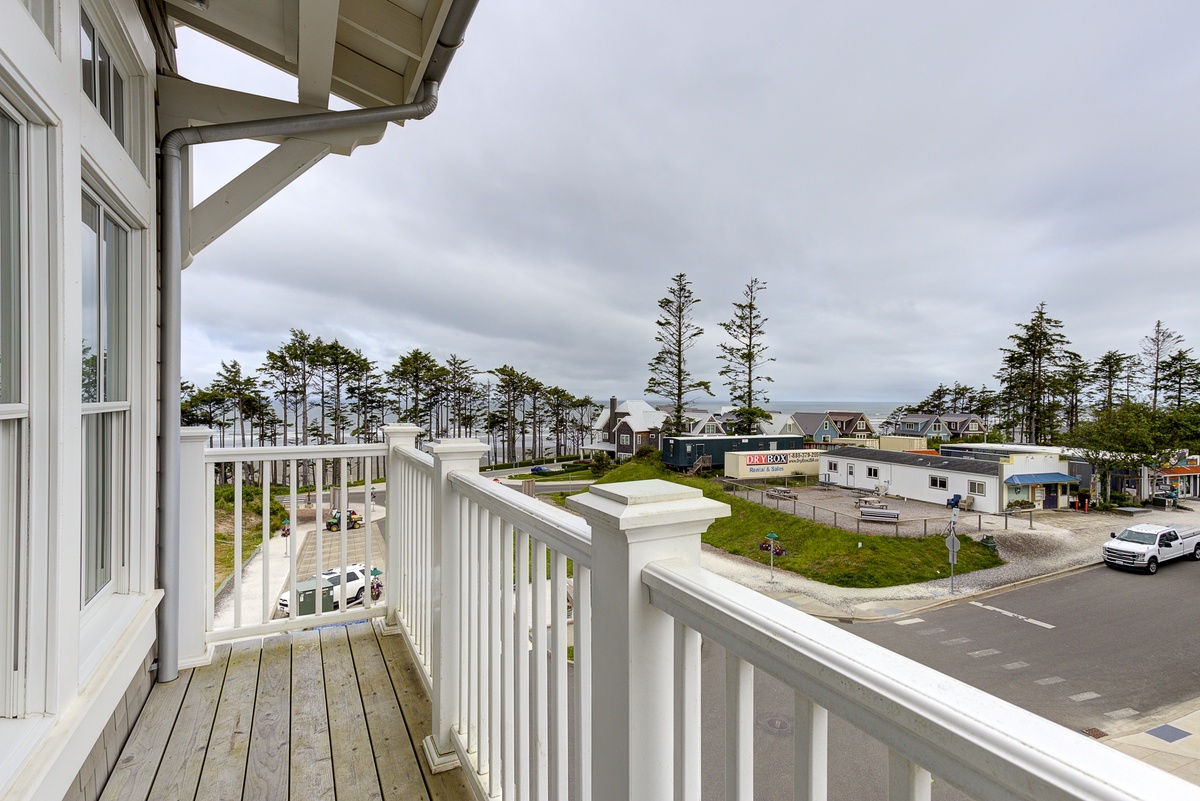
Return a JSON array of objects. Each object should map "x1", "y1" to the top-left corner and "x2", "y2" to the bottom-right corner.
[
  {"x1": 382, "y1": 424, "x2": 422, "y2": 631},
  {"x1": 424, "y1": 438, "x2": 489, "y2": 773},
  {"x1": 568, "y1": 479, "x2": 730, "y2": 801},
  {"x1": 178, "y1": 427, "x2": 214, "y2": 668}
]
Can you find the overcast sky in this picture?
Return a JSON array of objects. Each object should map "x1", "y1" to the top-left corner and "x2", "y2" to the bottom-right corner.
[{"x1": 177, "y1": 1, "x2": 1200, "y2": 405}]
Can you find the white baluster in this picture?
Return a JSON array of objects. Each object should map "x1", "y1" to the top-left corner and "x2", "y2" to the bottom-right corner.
[
  {"x1": 674, "y1": 623, "x2": 701, "y2": 801},
  {"x1": 794, "y1": 694, "x2": 828, "y2": 801},
  {"x1": 726, "y1": 653, "x2": 753, "y2": 800},
  {"x1": 888, "y1": 749, "x2": 931, "y2": 801},
  {"x1": 573, "y1": 566, "x2": 592, "y2": 801},
  {"x1": 550, "y1": 550, "x2": 568, "y2": 798},
  {"x1": 531, "y1": 539, "x2": 549, "y2": 800}
]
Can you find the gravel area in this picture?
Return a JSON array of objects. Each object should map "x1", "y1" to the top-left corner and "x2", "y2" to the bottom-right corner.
[{"x1": 701, "y1": 484, "x2": 1200, "y2": 617}]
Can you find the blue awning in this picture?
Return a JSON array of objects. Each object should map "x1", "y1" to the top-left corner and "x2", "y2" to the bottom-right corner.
[{"x1": 1004, "y1": 472, "x2": 1079, "y2": 485}]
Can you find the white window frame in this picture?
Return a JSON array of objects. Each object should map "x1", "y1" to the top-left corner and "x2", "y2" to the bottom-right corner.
[
  {"x1": 930, "y1": 475, "x2": 948, "y2": 490},
  {"x1": 968, "y1": 480, "x2": 986, "y2": 496},
  {"x1": 80, "y1": 7, "x2": 126, "y2": 147},
  {"x1": 867, "y1": 466, "x2": 879, "y2": 479},
  {"x1": 0, "y1": 100, "x2": 29, "y2": 719},
  {"x1": 619, "y1": 433, "x2": 630, "y2": 446},
  {"x1": 80, "y1": 188, "x2": 131, "y2": 611},
  {"x1": 828, "y1": 461, "x2": 838, "y2": 473}
]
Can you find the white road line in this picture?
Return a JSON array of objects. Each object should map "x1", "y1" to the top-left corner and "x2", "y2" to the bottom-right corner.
[
  {"x1": 1003, "y1": 661, "x2": 1030, "y2": 669},
  {"x1": 968, "y1": 649, "x2": 1001, "y2": 658},
  {"x1": 1105, "y1": 708, "x2": 1139, "y2": 719},
  {"x1": 1035, "y1": 676, "x2": 1065, "y2": 685},
  {"x1": 969, "y1": 600, "x2": 1055, "y2": 629},
  {"x1": 1070, "y1": 691, "x2": 1101, "y2": 702},
  {"x1": 917, "y1": 627, "x2": 946, "y2": 636},
  {"x1": 940, "y1": 637, "x2": 971, "y2": 645},
  {"x1": 894, "y1": 618, "x2": 924, "y2": 625}
]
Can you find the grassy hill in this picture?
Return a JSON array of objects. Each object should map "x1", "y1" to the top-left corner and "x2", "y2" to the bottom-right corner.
[{"x1": 587, "y1": 458, "x2": 1002, "y2": 588}]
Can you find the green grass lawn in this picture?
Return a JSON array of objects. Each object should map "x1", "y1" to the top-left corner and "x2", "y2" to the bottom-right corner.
[
  {"x1": 584, "y1": 459, "x2": 1002, "y2": 588},
  {"x1": 213, "y1": 484, "x2": 289, "y2": 590}
]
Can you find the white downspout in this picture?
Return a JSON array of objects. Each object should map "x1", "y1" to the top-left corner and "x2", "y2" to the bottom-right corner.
[{"x1": 157, "y1": 82, "x2": 439, "y2": 682}]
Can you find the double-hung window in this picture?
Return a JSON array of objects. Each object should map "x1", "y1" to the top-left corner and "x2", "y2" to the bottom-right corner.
[
  {"x1": 1, "y1": 107, "x2": 26, "y2": 717},
  {"x1": 80, "y1": 191, "x2": 128, "y2": 606},
  {"x1": 81, "y1": 10, "x2": 126, "y2": 146}
]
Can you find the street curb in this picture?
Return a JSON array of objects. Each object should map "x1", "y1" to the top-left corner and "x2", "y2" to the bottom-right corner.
[{"x1": 808, "y1": 559, "x2": 1104, "y2": 624}]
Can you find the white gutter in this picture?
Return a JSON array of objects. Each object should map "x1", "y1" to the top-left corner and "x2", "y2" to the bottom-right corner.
[{"x1": 157, "y1": 82, "x2": 439, "y2": 682}]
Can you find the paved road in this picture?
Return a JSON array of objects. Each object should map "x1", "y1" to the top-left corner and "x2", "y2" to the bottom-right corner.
[{"x1": 835, "y1": 560, "x2": 1200, "y2": 735}]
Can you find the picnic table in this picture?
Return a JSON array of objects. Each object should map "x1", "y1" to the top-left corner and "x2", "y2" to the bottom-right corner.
[
  {"x1": 766, "y1": 488, "x2": 798, "y2": 500},
  {"x1": 855, "y1": 497, "x2": 887, "y2": 509}
]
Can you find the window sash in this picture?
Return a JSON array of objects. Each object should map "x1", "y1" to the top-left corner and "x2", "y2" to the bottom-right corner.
[
  {"x1": 81, "y1": 192, "x2": 127, "y2": 404},
  {"x1": 1, "y1": 110, "x2": 18, "y2": 405},
  {"x1": 80, "y1": 10, "x2": 126, "y2": 146},
  {"x1": 82, "y1": 410, "x2": 126, "y2": 605}
]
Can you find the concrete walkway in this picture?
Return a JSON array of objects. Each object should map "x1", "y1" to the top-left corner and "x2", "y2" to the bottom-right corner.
[{"x1": 212, "y1": 495, "x2": 387, "y2": 629}]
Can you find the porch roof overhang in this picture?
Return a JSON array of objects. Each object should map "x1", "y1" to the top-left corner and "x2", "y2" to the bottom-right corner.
[
  {"x1": 1004, "y1": 473, "x2": 1079, "y2": 485},
  {"x1": 165, "y1": 0, "x2": 471, "y2": 110}
]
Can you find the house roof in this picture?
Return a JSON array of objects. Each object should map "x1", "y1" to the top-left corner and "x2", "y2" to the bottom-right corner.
[
  {"x1": 1004, "y1": 473, "x2": 1079, "y2": 485},
  {"x1": 759, "y1": 412, "x2": 795, "y2": 435},
  {"x1": 791, "y1": 412, "x2": 833, "y2": 436},
  {"x1": 166, "y1": 0, "x2": 474, "y2": 109},
  {"x1": 825, "y1": 446, "x2": 1000, "y2": 477}
]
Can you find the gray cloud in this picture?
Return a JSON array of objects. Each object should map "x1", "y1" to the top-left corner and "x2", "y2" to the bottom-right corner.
[{"x1": 178, "y1": 2, "x2": 1200, "y2": 404}]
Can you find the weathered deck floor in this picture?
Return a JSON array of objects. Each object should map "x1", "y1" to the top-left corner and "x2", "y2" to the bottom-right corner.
[{"x1": 99, "y1": 620, "x2": 473, "y2": 801}]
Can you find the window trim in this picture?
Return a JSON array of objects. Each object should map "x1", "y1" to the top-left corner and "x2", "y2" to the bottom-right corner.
[
  {"x1": 929, "y1": 475, "x2": 948, "y2": 490},
  {"x1": 0, "y1": 101, "x2": 28, "y2": 719},
  {"x1": 80, "y1": 8, "x2": 127, "y2": 147},
  {"x1": 867, "y1": 466, "x2": 879, "y2": 479},
  {"x1": 80, "y1": 188, "x2": 131, "y2": 610},
  {"x1": 968, "y1": 480, "x2": 986, "y2": 496}
]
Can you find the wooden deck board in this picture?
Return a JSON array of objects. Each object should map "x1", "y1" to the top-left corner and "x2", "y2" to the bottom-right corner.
[
  {"x1": 99, "y1": 669, "x2": 194, "y2": 801},
  {"x1": 321, "y1": 624, "x2": 384, "y2": 800},
  {"x1": 147, "y1": 644, "x2": 231, "y2": 801},
  {"x1": 377, "y1": 629, "x2": 476, "y2": 801},
  {"x1": 290, "y1": 629, "x2": 335, "y2": 801},
  {"x1": 347, "y1": 621, "x2": 430, "y2": 801},
  {"x1": 195, "y1": 639, "x2": 262, "y2": 801},
  {"x1": 101, "y1": 620, "x2": 472, "y2": 801},
  {"x1": 243, "y1": 633, "x2": 292, "y2": 801}
]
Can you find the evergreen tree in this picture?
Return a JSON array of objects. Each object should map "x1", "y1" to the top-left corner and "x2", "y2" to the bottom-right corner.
[
  {"x1": 645, "y1": 273, "x2": 712, "y2": 436},
  {"x1": 1159, "y1": 348, "x2": 1200, "y2": 411},
  {"x1": 1141, "y1": 320, "x2": 1184, "y2": 412},
  {"x1": 1090, "y1": 350, "x2": 1138, "y2": 413},
  {"x1": 717, "y1": 278, "x2": 774, "y2": 435},
  {"x1": 995, "y1": 302, "x2": 1069, "y2": 444}
]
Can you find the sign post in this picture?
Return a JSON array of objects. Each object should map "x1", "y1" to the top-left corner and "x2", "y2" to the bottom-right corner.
[
  {"x1": 944, "y1": 531, "x2": 959, "y2": 593},
  {"x1": 766, "y1": 531, "x2": 780, "y2": 583}
]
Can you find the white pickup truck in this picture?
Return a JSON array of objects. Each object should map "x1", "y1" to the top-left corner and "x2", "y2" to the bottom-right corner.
[{"x1": 1102, "y1": 524, "x2": 1200, "y2": 574}]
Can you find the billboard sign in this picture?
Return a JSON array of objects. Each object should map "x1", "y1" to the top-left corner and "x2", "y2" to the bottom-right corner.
[{"x1": 727, "y1": 449, "x2": 822, "y2": 479}]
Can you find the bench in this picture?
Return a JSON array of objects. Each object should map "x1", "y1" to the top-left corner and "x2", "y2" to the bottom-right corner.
[{"x1": 859, "y1": 508, "x2": 900, "y2": 522}]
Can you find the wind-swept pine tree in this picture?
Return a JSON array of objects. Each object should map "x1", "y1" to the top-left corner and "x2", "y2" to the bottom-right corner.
[
  {"x1": 645, "y1": 273, "x2": 712, "y2": 436},
  {"x1": 717, "y1": 278, "x2": 774, "y2": 435}
]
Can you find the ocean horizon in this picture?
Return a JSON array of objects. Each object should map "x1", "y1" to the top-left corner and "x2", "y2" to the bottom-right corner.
[{"x1": 653, "y1": 399, "x2": 906, "y2": 421}]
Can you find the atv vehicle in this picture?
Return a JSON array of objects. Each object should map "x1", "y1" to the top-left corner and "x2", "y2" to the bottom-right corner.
[{"x1": 325, "y1": 508, "x2": 363, "y2": 531}]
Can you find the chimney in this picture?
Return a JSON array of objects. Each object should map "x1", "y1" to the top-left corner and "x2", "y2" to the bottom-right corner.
[{"x1": 609, "y1": 396, "x2": 618, "y2": 440}]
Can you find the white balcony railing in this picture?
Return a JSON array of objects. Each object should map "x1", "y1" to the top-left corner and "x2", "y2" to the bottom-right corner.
[{"x1": 178, "y1": 425, "x2": 1200, "y2": 801}]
